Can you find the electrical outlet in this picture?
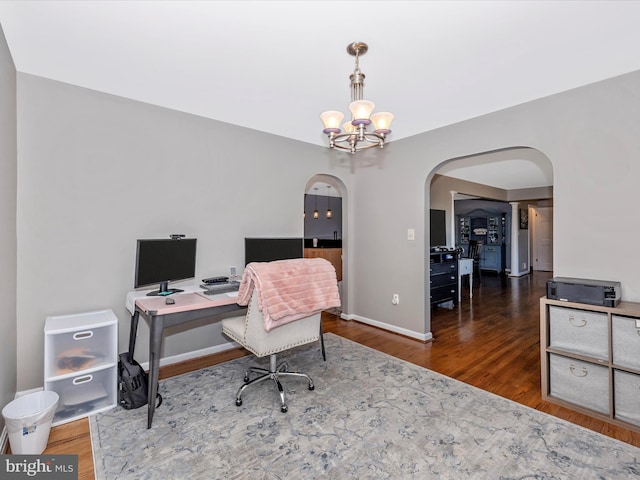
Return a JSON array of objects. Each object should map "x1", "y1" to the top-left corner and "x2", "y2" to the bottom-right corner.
[
  {"x1": 407, "y1": 229, "x2": 415, "y2": 241},
  {"x1": 392, "y1": 294, "x2": 400, "y2": 305},
  {"x1": 522, "y1": 262, "x2": 527, "y2": 269}
]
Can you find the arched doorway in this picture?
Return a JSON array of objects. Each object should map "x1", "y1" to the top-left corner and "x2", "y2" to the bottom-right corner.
[
  {"x1": 426, "y1": 146, "x2": 553, "y2": 322},
  {"x1": 304, "y1": 175, "x2": 348, "y2": 314}
]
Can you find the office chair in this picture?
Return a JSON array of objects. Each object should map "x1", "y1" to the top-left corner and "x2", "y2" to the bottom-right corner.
[
  {"x1": 221, "y1": 292, "x2": 321, "y2": 412},
  {"x1": 467, "y1": 240, "x2": 482, "y2": 284}
]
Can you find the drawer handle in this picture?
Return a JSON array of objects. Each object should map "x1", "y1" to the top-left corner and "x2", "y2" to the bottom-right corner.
[
  {"x1": 569, "y1": 364, "x2": 588, "y2": 377},
  {"x1": 72, "y1": 374, "x2": 93, "y2": 385},
  {"x1": 568, "y1": 316, "x2": 587, "y2": 328},
  {"x1": 73, "y1": 331, "x2": 94, "y2": 340}
]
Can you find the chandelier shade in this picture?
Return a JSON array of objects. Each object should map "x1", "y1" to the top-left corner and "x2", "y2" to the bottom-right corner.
[
  {"x1": 320, "y1": 111, "x2": 344, "y2": 133},
  {"x1": 320, "y1": 42, "x2": 394, "y2": 154},
  {"x1": 371, "y1": 112, "x2": 395, "y2": 133},
  {"x1": 348, "y1": 100, "x2": 375, "y2": 123}
]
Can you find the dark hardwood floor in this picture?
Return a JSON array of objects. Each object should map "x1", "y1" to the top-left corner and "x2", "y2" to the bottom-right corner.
[{"x1": 40, "y1": 271, "x2": 640, "y2": 479}]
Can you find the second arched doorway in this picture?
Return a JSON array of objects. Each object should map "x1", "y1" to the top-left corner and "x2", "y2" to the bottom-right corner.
[{"x1": 304, "y1": 175, "x2": 348, "y2": 315}]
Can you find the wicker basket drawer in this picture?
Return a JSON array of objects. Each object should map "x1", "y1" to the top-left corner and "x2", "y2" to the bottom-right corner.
[
  {"x1": 612, "y1": 315, "x2": 640, "y2": 370},
  {"x1": 614, "y1": 370, "x2": 640, "y2": 427},
  {"x1": 549, "y1": 306, "x2": 608, "y2": 360},
  {"x1": 549, "y1": 353, "x2": 609, "y2": 414}
]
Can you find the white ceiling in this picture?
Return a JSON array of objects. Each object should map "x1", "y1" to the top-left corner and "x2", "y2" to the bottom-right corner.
[{"x1": 2, "y1": 1, "x2": 640, "y2": 190}]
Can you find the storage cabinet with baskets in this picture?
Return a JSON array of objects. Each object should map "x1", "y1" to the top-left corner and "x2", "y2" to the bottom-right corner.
[
  {"x1": 44, "y1": 309, "x2": 118, "y2": 426},
  {"x1": 540, "y1": 297, "x2": 640, "y2": 431}
]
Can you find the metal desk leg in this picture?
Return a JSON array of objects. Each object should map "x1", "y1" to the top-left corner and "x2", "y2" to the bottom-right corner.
[
  {"x1": 320, "y1": 318, "x2": 326, "y2": 361},
  {"x1": 128, "y1": 311, "x2": 140, "y2": 359},
  {"x1": 147, "y1": 314, "x2": 164, "y2": 429}
]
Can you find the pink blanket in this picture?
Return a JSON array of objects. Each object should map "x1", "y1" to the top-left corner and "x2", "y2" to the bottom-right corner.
[{"x1": 236, "y1": 258, "x2": 341, "y2": 331}]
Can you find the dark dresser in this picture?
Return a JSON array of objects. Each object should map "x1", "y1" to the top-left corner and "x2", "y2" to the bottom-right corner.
[{"x1": 430, "y1": 250, "x2": 459, "y2": 306}]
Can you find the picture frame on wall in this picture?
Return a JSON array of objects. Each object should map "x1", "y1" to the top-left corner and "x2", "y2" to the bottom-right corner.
[{"x1": 519, "y1": 208, "x2": 529, "y2": 230}]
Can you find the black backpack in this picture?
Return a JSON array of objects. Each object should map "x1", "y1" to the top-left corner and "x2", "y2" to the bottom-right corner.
[{"x1": 118, "y1": 352, "x2": 162, "y2": 410}]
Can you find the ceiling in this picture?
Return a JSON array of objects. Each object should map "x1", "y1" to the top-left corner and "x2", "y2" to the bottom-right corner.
[{"x1": 2, "y1": 1, "x2": 640, "y2": 190}]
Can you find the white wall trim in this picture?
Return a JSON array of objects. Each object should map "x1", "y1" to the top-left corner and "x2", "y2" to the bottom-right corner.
[
  {"x1": 509, "y1": 270, "x2": 529, "y2": 277},
  {"x1": 340, "y1": 313, "x2": 433, "y2": 342},
  {"x1": 139, "y1": 341, "x2": 239, "y2": 371},
  {"x1": 13, "y1": 387, "x2": 43, "y2": 398}
]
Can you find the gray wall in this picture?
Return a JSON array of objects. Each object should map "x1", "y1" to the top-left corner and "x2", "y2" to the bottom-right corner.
[
  {"x1": 0, "y1": 24, "x2": 17, "y2": 431},
  {"x1": 15, "y1": 74, "x2": 351, "y2": 390},
  {"x1": 348, "y1": 69, "x2": 640, "y2": 339},
  {"x1": 10, "y1": 62, "x2": 640, "y2": 392}
]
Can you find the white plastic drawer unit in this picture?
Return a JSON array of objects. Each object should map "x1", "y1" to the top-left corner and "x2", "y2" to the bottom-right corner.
[
  {"x1": 612, "y1": 315, "x2": 640, "y2": 370},
  {"x1": 44, "y1": 309, "x2": 118, "y2": 426},
  {"x1": 45, "y1": 365, "x2": 117, "y2": 426},
  {"x1": 548, "y1": 305, "x2": 608, "y2": 360},
  {"x1": 549, "y1": 353, "x2": 610, "y2": 414},
  {"x1": 44, "y1": 309, "x2": 118, "y2": 379},
  {"x1": 614, "y1": 370, "x2": 640, "y2": 427}
]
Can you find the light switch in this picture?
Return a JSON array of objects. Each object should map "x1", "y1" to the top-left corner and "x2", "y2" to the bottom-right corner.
[{"x1": 407, "y1": 229, "x2": 415, "y2": 241}]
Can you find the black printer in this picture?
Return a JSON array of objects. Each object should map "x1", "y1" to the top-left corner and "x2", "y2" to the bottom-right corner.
[{"x1": 546, "y1": 277, "x2": 621, "y2": 307}]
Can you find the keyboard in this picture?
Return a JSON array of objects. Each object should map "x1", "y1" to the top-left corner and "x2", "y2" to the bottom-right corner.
[{"x1": 200, "y1": 282, "x2": 240, "y2": 295}]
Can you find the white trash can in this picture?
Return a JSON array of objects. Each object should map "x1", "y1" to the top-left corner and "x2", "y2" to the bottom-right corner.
[{"x1": 2, "y1": 390, "x2": 59, "y2": 454}]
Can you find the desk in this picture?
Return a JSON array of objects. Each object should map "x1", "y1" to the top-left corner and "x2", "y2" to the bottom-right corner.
[
  {"x1": 458, "y1": 258, "x2": 474, "y2": 302},
  {"x1": 126, "y1": 286, "x2": 246, "y2": 428}
]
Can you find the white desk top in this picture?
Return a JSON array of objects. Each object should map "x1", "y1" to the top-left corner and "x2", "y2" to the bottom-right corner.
[{"x1": 125, "y1": 280, "x2": 237, "y2": 315}]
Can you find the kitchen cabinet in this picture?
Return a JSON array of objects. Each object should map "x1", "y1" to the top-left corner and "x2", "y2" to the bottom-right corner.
[{"x1": 457, "y1": 213, "x2": 505, "y2": 273}]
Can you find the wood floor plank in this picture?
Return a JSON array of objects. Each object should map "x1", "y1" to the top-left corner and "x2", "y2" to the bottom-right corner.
[{"x1": 39, "y1": 271, "x2": 640, "y2": 479}]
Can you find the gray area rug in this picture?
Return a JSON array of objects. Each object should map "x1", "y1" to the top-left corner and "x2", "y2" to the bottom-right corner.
[{"x1": 91, "y1": 334, "x2": 640, "y2": 479}]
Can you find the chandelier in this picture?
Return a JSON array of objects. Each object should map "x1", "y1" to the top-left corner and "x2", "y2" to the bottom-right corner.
[{"x1": 320, "y1": 42, "x2": 394, "y2": 154}]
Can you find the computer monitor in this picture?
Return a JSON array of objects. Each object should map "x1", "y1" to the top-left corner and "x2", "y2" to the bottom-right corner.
[
  {"x1": 244, "y1": 237, "x2": 303, "y2": 265},
  {"x1": 134, "y1": 238, "x2": 197, "y2": 296},
  {"x1": 430, "y1": 209, "x2": 447, "y2": 247}
]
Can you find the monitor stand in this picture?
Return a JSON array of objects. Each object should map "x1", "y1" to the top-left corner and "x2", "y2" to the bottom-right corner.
[{"x1": 146, "y1": 281, "x2": 184, "y2": 297}]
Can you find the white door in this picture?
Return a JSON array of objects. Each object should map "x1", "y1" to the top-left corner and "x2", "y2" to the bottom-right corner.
[{"x1": 532, "y1": 207, "x2": 553, "y2": 271}]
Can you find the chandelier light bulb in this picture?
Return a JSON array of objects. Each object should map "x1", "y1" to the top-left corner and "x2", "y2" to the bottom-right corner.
[
  {"x1": 348, "y1": 100, "x2": 375, "y2": 123},
  {"x1": 371, "y1": 112, "x2": 395, "y2": 133},
  {"x1": 320, "y1": 111, "x2": 344, "y2": 132},
  {"x1": 342, "y1": 122, "x2": 356, "y2": 134}
]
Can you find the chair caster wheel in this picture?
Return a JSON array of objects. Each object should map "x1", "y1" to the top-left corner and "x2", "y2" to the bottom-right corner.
[
  {"x1": 281, "y1": 405, "x2": 288, "y2": 413},
  {"x1": 235, "y1": 399, "x2": 242, "y2": 407},
  {"x1": 308, "y1": 384, "x2": 315, "y2": 391},
  {"x1": 243, "y1": 375, "x2": 250, "y2": 383}
]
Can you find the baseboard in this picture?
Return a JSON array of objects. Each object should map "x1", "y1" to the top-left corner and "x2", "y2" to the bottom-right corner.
[
  {"x1": 1, "y1": 426, "x2": 7, "y2": 454},
  {"x1": 138, "y1": 341, "x2": 239, "y2": 371},
  {"x1": 339, "y1": 313, "x2": 432, "y2": 342},
  {"x1": 509, "y1": 269, "x2": 529, "y2": 277},
  {"x1": 14, "y1": 387, "x2": 43, "y2": 398}
]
